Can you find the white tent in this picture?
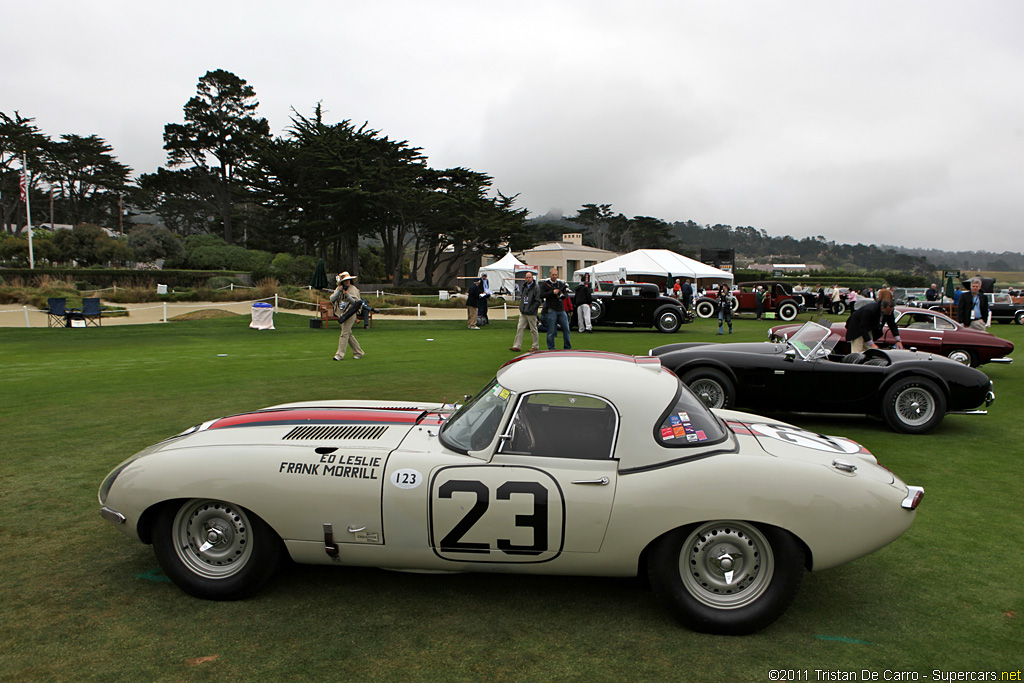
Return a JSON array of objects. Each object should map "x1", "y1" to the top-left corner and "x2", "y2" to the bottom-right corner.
[
  {"x1": 479, "y1": 252, "x2": 530, "y2": 295},
  {"x1": 573, "y1": 249, "x2": 733, "y2": 285}
]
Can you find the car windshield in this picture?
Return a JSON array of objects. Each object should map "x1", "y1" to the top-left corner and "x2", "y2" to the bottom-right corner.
[
  {"x1": 439, "y1": 379, "x2": 514, "y2": 453},
  {"x1": 784, "y1": 322, "x2": 836, "y2": 359}
]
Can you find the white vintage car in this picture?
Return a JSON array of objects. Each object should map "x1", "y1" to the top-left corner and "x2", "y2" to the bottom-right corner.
[{"x1": 99, "y1": 351, "x2": 923, "y2": 634}]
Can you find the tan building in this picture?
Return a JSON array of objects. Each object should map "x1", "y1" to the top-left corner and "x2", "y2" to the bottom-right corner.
[{"x1": 512, "y1": 233, "x2": 619, "y2": 282}]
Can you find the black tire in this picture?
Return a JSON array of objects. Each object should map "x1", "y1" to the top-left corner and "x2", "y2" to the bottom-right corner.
[
  {"x1": 1015, "y1": 310, "x2": 1024, "y2": 325},
  {"x1": 695, "y1": 300, "x2": 716, "y2": 319},
  {"x1": 681, "y1": 368, "x2": 734, "y2": 409},
  {"x1": 831, "y1": 301, "x2": 847, "y2": 315},
  {"x1": 589, "y1": 300, "x2": 605, "y2": 323},
  {"x1": 945, "y1": 348, "x2": 976, "y2": 367},
  {"x1": 777, "y1": 301, "x2": 799, "y2": 322},
  {"x1": 881, "y1": 377, "x2": 946, "y2": 434},
  {"x1": 647, "y1": 521, "x2": 805, "y2": 635},
  {"x1": 730, "y1": 297, "x2": 740, "y2": 313},
  {"x1": 152, "y1": 499, "x2": 283, "y2": 600},
  {"x1": 655, "y1": 308, "x2": 682, "y2": 333}
]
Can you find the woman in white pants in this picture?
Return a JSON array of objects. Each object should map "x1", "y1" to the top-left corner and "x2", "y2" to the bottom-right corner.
[{"x1": 574, "y1": 274, "x2": 593, "y2": 333}]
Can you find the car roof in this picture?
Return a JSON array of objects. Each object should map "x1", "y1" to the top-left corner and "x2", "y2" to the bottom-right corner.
[
  {"x1": 498, "y1": 351, "x2": 672, "y2": 397},
  {"x1": 496, "y1": 351, "x2": 725, "y2": 469}
]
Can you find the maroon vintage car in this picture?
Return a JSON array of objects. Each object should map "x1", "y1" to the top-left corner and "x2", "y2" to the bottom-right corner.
[
  {"x1": 769, "y1": 306, "x2": 1014, "y2": 367},
  {"x1": 695, "y1": 281, "x2": 807, "y2": 322}
]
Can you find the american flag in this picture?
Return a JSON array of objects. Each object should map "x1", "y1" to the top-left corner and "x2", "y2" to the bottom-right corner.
[{"x1": 19, "y1": 170, "x2": 27, "y2": 203}]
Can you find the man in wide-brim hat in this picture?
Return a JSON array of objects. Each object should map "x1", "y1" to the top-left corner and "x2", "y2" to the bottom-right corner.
[{"x1": 330, "y1": 272, "x2": 365, "y2": 360}]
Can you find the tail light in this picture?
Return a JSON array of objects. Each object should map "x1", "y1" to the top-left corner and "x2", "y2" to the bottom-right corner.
[{"x1": 901, "y1": 486, "x2": 924, "y2": 510}]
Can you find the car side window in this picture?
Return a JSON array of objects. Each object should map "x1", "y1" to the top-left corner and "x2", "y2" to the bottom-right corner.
[
  {"x1": 934, "y1": 316, "x2": 955, "y2": 330},
  {"x1": 498, "y1": 392, "x2": 617, "y2": 460}
]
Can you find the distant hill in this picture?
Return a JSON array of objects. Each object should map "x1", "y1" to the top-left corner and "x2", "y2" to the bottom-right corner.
[{"x1": 887, "y1": 246, "x2": 1024, "y2": 272}]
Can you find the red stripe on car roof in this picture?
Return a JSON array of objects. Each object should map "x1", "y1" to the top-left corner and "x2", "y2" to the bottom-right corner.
[
  {"x1": 209, "y1": 408, "x2": 424, "y2": 430},
  {"x1": 726, "y1": 420, "x2": 752, "y2": 435}
]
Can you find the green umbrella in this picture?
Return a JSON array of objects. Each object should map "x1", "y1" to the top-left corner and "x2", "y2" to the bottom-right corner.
[
  {"x1": 310, "y1": 259, "x2": 329, "y2": 304},
  {"x1": 943, "y1": 274, "x2": 955, "y2": 301}
]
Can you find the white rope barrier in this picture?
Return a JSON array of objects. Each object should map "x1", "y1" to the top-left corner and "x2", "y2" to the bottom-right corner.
[{"x1": 1, "y1": 294, "x2": 479, "y2": 327}]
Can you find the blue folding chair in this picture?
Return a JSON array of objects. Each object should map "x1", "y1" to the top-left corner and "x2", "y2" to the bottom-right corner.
[
  {"x1": 81, "y1": 298, "x2": 102, "y2": 327},
  {"x1": 46, "y1": 298, "x2": 68, "y2": 328}
]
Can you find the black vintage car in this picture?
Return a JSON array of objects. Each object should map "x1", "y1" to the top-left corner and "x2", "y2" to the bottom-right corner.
[
  {"x1": 985, "y1": 293, "x2": 1024, "y2": 325},
  {"x1": 589, "y1": 283, "x2": 692, "y2": 333},
  {"x1": 651, "y1": 321, "x2": 995, "y2": 434}
]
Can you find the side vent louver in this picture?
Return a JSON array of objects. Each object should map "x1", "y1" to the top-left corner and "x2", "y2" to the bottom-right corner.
[{"x1": 283, "y1": 425, "x2": 389, "y2": 441}]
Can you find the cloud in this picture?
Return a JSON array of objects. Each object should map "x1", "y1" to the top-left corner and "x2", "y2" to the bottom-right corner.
[{"x1": 5, "y1": 0, "x2": 1023, "y2": 252}]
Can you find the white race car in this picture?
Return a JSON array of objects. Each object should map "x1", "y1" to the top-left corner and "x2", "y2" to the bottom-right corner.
[{"x1": 99, "y1": 351, "x2": 923, "y2": 634}]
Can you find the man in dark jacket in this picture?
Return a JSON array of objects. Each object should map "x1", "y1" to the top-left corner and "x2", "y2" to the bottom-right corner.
[
  {"x1": 845, "y1": 299, "x2": 903, "y2": 353},
  {"x1": 573, "y1": 274, "x2": 593, "y2": 333},
  {"x1": 957, "y1": 277, "x2": 989, "y2": 331},
  {"x1": 540, "y1": 267, "x2": 572, "y2": 350},
  {"x1": 681, "y1": 279, "x2": 693, "y2": 311},
  {"x1": 466, "y1": 278, "x2": 482, "y2": 329},
  {"x1": 510, "y1": 271, "x2": 542, "y2": 351}
]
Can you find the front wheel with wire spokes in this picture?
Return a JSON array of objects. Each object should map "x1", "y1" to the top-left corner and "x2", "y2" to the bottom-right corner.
[{"x1": 882, "y1": 377, "x2": 946, "y2": 434}]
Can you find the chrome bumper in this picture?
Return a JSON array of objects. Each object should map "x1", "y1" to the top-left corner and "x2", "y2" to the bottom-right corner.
[
  {"x1": 948, "y1": 385, "x2": 995, "y2": 416},
  {"x1": 99, "y1": 507, "x2": 125, "y2": 525},
  {"x1": 989, "y1": 357, "x2": 1013, "y2": 364}
]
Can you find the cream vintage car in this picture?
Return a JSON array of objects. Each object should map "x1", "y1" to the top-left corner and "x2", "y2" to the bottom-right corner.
[{"x1": 99, "y1": 351, "x2": 923, "y2": 635}]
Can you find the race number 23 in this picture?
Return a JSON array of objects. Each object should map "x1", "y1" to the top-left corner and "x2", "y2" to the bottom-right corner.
[{"x1": 430, "y1": 467, "x2": 564, "y2": 563}]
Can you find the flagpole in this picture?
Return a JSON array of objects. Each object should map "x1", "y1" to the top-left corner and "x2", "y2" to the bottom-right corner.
[{"x1": 23, "y1": 154, "x2": 35, "y2": 269}]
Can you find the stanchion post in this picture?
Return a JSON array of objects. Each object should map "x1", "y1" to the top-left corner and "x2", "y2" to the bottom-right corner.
[
  {"x1": 23, "y1": 305, "x2": 30, "y2": 328},
  {"x1": 417, "y1": 304, "x2": 421, "y2": 318},
  {"x1": 163, "y1": 302, "x2": 167, "y2": 323},
  {"x1": 274, "y1": 293, "x2": 279, "y2": 312}
]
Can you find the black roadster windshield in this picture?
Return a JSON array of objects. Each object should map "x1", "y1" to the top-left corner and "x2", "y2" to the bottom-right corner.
[
  {"x1": 439, "y1": 379, "x2": 513, "y2": 453},
  {"x1": 785, "y1": 322, "x2": 836, "y2": 359}
]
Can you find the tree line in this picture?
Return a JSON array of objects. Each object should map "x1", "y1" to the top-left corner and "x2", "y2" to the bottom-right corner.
[{"x1": 2, "y1": 70, "x2": 532, "y2": 284}]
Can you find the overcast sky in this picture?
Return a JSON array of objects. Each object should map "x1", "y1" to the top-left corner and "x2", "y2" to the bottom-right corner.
[{"x1": 6, "y1": 0, "x2": 1022, "y2": 253}]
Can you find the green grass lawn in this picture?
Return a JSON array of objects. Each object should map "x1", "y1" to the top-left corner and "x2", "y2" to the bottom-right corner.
[{"x1": 1, "y1": 312, "x2": 1020, "y2": 681}]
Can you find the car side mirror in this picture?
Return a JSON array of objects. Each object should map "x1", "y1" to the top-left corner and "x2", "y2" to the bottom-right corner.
[{"x1": 784, "y1": 348, "x2": 796, "y2": 362}]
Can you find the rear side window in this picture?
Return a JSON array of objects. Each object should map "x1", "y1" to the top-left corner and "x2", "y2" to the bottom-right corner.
[{"x1": 655, "y1": 386, "x2": 728, "y2": 448}]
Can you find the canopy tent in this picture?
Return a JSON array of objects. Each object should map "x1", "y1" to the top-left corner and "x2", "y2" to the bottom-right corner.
[
  {"x1": 573, "y1": 249, "x2": 733, "y2": 286},
  {"x1": 479, "y1": 252, "x2": 531, "y2": 295}
]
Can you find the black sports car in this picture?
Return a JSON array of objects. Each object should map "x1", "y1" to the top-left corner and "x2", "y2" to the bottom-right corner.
[
  {"x1": 588, "y1": 283, "x2": 692, "y2": 333},
  {"x1": 651, "y1": 321, "x2": 995, "y2": 434}
]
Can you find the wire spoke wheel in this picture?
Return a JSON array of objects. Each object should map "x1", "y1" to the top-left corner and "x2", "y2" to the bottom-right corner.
[
  {"x1": 689, "y1": 378, "x2": 725, "y2": 408},
  {"x1": 882, "y1": 377, "x2": 945, "y2": 434},
  {"x1": 893, "y1": 386, "x2": 936, "y2": 427}
]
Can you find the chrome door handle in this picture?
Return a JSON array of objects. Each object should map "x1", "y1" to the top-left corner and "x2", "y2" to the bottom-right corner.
[
  {"x1": 929, "y1": 336, "x2": 942, "y2": 340},
  {"x1": 347, "y1": 525, "x2": 367, "y2": 533},
  {"x1": 571, "y1": 477, "x2": 609, "y2": 485}
]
